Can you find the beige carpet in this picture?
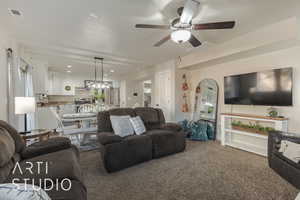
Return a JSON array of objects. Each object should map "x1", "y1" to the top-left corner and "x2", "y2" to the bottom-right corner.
[{"x1": 80, "y1": 140, "x2": 299, "y2": 200}]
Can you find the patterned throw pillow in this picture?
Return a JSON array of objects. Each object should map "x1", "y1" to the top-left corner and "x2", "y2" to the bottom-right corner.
[
  {"x1": 110, "y1": 115, "x2": 135, "y2": 137},
  {"x1": 130, "y1": 116, "x2": 146, "y2": 135},
  {"x1": 0, "y1": 184, "x2": 51, "y2": 200}
]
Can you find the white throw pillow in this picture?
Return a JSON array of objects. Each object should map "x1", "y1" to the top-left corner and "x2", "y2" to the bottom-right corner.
[
  {"x1": 279, "y1": 140, "x2": 300, "y2": 163},
  {"x1": 0, "y1": 184, "x2": 51, "y2": 200},
  {"x1": 110, "y1": 115, "x2": 134, "y2": 137},
  {"x1": 130, "y1": 116, "x2": 146, "y2": 135}
]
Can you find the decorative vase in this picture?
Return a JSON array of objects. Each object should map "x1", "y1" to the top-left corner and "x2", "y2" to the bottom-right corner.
[{"x1": 268, "y1": 107, "x2": 278, "y2": 118}]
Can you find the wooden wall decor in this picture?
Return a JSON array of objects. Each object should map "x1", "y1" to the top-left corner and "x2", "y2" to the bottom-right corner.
[{"x1": 181, "y1": 74, "x2": 189, "y2": 113}]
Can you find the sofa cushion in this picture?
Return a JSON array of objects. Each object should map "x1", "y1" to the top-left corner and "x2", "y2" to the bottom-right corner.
[
  {"x1": 0, "y1": 120, "x2": 24, "y2": 153},
  {"x1": 109, "y1": 108, "x2": 136, "y2": 117},
  {"x1": 0, "y1": 160, "x2": 15, "y2": 184},
  {"x1": 6, "y1": 148, "x2": 83, "y2": 187},
  {"x1": 46, "y1": 180, "x2": 87, "y2": 200},
  {"x1": 145, "y1": 129, "x2": 186, "y2": 158},
  {"x1": 0, "y1": 154, "x2": 20, "y2": 183},
  {"x1": 135, "y1": 107, "x2": 159, "y2": 123},
  {"x1": 0, "y1": 128, "x2": 15, "y2": 167},
  {"x1": 98, "y1": 132, "x2": 123, "y2": 145},
  {"x1": 21, "y1": 137, "x2": 72, "y2": 159},
  {"x1": 97, "y1": 111, "x2": 113, "y2": 132},
  {"x1": 134, "y1": 108, "x2": 166, "y2": 130},
  {"x1": 161, "y1": 123, "x2": 182, "y2": 132},
  {"x1": 110, "y1": 115, "x2": 135, "y2": 137},
  {"x1": 156, "y1": 108, "x2": 166, "y2": 124},
  {"x1": 103, "y1": 135, "x2": 152, "y2": 172}
]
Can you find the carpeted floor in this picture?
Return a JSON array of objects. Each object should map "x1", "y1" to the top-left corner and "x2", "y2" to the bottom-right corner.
[{"x1": 80, "y1": 140, "x2": 299, "y2": 200}]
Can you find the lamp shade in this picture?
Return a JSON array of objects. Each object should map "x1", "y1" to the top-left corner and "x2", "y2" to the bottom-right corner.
[{"x1": 15, "y1": 97, "x2": 36, "y2": 114}]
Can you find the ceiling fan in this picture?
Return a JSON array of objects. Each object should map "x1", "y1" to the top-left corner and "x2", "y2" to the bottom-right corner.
[{"x1": 135, "y1": 0, "x2": 236, "y2": 47}]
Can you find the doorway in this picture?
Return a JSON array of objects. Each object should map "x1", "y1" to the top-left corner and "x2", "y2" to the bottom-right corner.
[
  {"x1": 157, "y1": 70, "x2": 171, "y2": 121},
  {"x1": 143, "y1": 80, "x2": 152, "y2": 107}
]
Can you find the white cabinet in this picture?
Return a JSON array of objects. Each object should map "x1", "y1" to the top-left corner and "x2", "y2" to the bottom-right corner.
[{"x1": 221, "y1": 113, "x2": 288, "y2": 157}]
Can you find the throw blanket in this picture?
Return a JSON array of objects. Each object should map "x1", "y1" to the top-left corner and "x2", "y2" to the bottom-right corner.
[
  {"x1": 0, "y1": 184, "x2": 51, "y2": 200},
  {"x1": 179, "y1": 120, "x2": 215, "y2": 141}
]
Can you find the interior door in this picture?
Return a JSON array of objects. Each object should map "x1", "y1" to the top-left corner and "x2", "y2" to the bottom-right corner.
[{"x1": 157, "y1": 71, "x2": 171, "y2": 121}]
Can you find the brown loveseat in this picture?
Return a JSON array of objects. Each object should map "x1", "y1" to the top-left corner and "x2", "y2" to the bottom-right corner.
[
  {"x1": 0, "y1": 120, "x2": 87, "y2": 200},
  {"x1": 97, "y1": 107, "x2": 186, "y2": 173}
]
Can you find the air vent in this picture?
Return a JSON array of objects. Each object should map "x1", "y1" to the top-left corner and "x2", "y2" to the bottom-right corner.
[{"x1": 8, "y1": 9, "x2": 22, "y2": 16}]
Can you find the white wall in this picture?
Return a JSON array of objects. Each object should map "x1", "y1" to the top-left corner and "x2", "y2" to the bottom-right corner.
[
  {"x1": 0, "y1": 30, "x2": 21, "y2": 126},
  {"x1": 188, "y1": 45, "x2": 300, "y2": 139},
  {"x1": 125, "y1": 80, "x2": 144, "y2": 108},
  {"x1": 32, "y1": 60, "x2": 49, "y2": 94},
  {"x1": 121, "y1": 60, "x2": 190, "y2": 122},
  {"x1": 0, "y1": 32, "x2": 9, "y2": 121},
  {"x1": 120, "y1": 80, "x2": 127, "y2": 107}
]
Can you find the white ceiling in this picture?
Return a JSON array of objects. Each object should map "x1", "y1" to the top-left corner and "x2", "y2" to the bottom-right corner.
[{"x1": 0, "y1": 0, "x2": 300, "y2": 77}]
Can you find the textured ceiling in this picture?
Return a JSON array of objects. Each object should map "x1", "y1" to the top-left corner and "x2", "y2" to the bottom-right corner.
[{"x1": 0, "y1": 0, "x2": 299, "y2": 77}]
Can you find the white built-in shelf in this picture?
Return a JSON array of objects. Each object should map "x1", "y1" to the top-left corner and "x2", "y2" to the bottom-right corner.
[
  {"x1": 224, "y1": 129, "x2": 268, "y2": 139},
  {"x1": 221, "y1": 113, "x2": 288, "y2": 157}
]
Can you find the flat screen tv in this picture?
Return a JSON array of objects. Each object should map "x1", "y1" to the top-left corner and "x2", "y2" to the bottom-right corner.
[{"x1": 224, "y1": 68, "x2": 293, "y2": 106}]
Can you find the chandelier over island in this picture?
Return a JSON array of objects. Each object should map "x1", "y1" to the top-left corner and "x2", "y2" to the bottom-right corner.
[{"x1": 91, "y1": 57, "x2": 110, "y2": 89}]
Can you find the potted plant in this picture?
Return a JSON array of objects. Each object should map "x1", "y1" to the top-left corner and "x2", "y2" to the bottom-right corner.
[{"x1": 231, "y1": 120, "x2": 275, "y2": 136}]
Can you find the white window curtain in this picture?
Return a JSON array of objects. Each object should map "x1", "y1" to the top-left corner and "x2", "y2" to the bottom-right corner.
[
  {"x1": 22, "y1": 60, "x2": 35, "y2": 130},
  {"x1": 6, "y1": 49, "x2": 14, "y2": 124}
]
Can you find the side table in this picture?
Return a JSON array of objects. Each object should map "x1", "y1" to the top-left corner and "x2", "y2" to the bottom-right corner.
[{"x1": 22, "y1": 129, "x2": 55, "y2": 145}]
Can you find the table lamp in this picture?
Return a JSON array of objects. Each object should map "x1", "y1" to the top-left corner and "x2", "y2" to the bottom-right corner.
[{"x1": 15, "y1": 97, "x2": 36, "y2": 134}]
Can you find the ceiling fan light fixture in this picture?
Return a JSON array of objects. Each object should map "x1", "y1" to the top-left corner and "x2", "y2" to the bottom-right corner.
[{"x1": 171, "y1": 29, "x2": 191, "y2": 43}]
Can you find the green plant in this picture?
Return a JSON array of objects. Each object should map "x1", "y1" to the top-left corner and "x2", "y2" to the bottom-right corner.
[
  {"x1": 231, "y1": 120, "x2": 275, "y2": 134},
  {"x1": 93, "y1": 89, "x2": 105, "y2": 101}
]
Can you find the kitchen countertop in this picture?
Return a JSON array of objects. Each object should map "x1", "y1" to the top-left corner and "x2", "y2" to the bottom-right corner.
[{"x1": 37, "y1": 101, "x2": 73, "y2": 107}]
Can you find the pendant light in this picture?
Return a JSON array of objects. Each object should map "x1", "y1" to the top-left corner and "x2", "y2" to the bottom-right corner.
[
  {"x1": 92, "y1": 57, "x2": 109, "y2": 89},
  {"x1": 100, "y1": 58, "x2": 110, "y2": 89}
]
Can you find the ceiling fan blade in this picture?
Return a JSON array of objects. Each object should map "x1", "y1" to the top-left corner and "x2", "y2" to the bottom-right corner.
[
  {"x1": 154, "y1": 35, "x2": 171, "y2": 47},
  {"x1": 189, "y1": 34, "x2": 202, "y2": 47},
  {"x1": 180, "y1": 0, "x2": 200, "y2": 25},
  {"x1": 193, "y1": 21, "x2": 235, "y2": 30},
  {"x1": 135, "y1": 24, "x2": 170, "y2": 29}
]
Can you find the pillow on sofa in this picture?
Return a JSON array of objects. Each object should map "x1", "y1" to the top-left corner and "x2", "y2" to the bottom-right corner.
[
  {"x1": 130, "y1": 116, "x2": 146, "y2": 135},
  {"x1": 279, "y1": 140, "x2": 300, "y2": 163},
  {"x1": 110, "y1": 115, "x2": 134, "y2": 137},
  {"x1": 0, "y1": 184, "x2": 51, "y2": 200},
  {"x1": 0, "y1": 128, "x2": 15, "y2": 167}
]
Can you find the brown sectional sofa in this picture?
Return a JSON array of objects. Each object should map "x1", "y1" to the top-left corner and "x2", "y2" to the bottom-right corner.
[
  {"x1": 0, "y1": 120, "x2": 87, "y2": 200},
  {"x1": 98, "y1": 107, "x2": 186, "y2": 173}
]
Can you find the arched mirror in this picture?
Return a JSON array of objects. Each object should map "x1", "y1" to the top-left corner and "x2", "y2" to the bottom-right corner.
[{"x1": 193, "y1": 79, "x2": 219, "y2": 139}]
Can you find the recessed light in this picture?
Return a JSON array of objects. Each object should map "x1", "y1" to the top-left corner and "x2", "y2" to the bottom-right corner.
[
  {"x1": 67, "y1": 65, "x2": 72, "y2": 68},
  {"x1": 110, "y1": 70, "x2": 114, "y2": 73},
  {"x1": 89, "y1": 13, "x2": 98, "y2": 19},
  {"x1": 8, "y1": 9, "x2": 22, "y2": 17},
  {"x1": 67, "y1": 70, "x2": 71, "y2": 73}
]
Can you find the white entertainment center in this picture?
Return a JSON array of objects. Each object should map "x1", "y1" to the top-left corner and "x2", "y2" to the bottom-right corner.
[{"x1": 221, "y1": 113, "x2": 288, "y2": 157}]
